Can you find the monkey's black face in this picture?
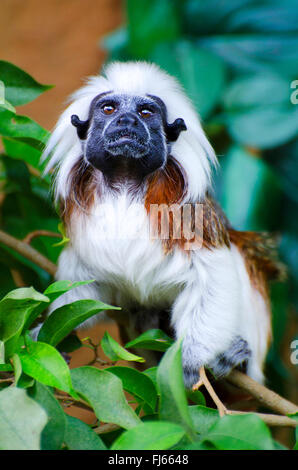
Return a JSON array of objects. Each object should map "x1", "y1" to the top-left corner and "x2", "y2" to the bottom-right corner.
[{"x1": 71, "y1": 93, "x2": 186, "y2": 177}]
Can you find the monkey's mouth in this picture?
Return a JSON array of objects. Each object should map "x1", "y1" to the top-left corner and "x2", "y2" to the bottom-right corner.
[{"x1": 105, "y1": 129, "x2": 148, "y2": 157}]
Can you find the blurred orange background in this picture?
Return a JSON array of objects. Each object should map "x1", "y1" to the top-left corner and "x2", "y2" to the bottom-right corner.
[
  {"x1": 1, "y1": 0, "x2": 122, "y2": 129},
  {"x1": 1, "y1": 0, "x2": 125, "y2": 424}
]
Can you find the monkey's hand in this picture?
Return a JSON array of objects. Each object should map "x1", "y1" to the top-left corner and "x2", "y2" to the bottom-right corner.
[
  {"x1": 182, "y1": 336, "x2": 208, "y2": 389},
  {"x1": 182, "y1": 335, "x2": 252, "y2": 389}
]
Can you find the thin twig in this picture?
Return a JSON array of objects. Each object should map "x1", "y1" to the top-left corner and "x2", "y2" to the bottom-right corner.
[
  {"x1": 0, "y1": 229, "x2": 56, "y2": 276},
  {"x1": 93, "y1": 423, "x2": 120, "y2": 435},
  {"x1": 0, "y1": 377, "x2": 14, "y2": 383},
  {"x1": 55, "y1": 394, "x2": 93, "y2": 412},
  {"x1": 226, "y1": 370, "x2": 298, "y2": 416},
  {"x1": 95, "y1": 357, "x2": 117, "y2": 366},
  {"x1": 228, "y1": 410, "x2": 297, "y2": 428},
  {"x1": 82, "y1": 337, "x2": 116, "y2": 366},
  {"x1": 23, "y1": 230, "x2": 62, "y2": 245},
  {"x1": 10, "y1": 268, "x2": 27, "y2": 287},
  {"x1": 193, "y1": 366, "x2": 228, "y2": 417},
  {"x1": 93, "y1": 411, "x2": 296, "y2": 434}
]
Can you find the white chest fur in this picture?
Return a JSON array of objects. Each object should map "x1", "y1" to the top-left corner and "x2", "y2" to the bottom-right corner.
[{"x1": 69, "y1": 192, "x2": 190, "y2": 308}]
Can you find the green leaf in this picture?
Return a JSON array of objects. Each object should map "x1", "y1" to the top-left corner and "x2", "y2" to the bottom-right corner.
[
  {"x1": 223, "y1": 74, "x2": 298, "y2": 149},
  {"x1": 183, "y1": 0, "x2": 298, "y2": 38},
  {"x1": 16, "y1": 374, "x2": 35, "y2": 389},
  {"x1": 188, "y1": 405, "x2": 220, "y2": 435},
  {"x1": 267, "y1": 137, "x2": 298, "y2": 205},
  {"x1": 157, "y1": 339, "x2": 195, "y2": 439},
  {"x1": 71, "y1": 366, "x2": 141, "y2": 429},
  {"x1": 28, "y1": 382, "x2": 66, "y2": 450},
  {"x1": 224, "y1": 74, "x2": 291, "y2": 109},
  {"x1": 102, "y1": 331, "x2": 145, "y2": 363},
  {"x1": 19, "y1": 335, "x2": 75, "y2": 396},
  {"x1": 0, "y1": 100, "x2": 16, "y2": 113},
  {"x1": 151, "y1": 41, "x2": 226, "y2": 118},
  {"x1": 226, "y1": 107, "x2": 298, "y2": 150},
  {"x1": 290, "y1": 413, "x2": 298, "y2": 450},
  {"x1": 38, "y1": 299, "x2": 118, "y2": 346},
  {"x1": 3, "y1": 137, "x2": 44, "y2": 171},
  {"x1": 52, "y1": 222, "x2": 70, "y2": 247},
  {"x1": 24, "y1": 280, "x2": 89, "y2": 332},
  {"x1": 183, "y1": 0, "x2": 252, "y2": 35},
  {"x1": 0, "y1": 287, "x2": 49, "y2": 358},
  {"x1": 126, "y1": 0, "x2": 180, "y2": 57},
  {"x1": 203, "y1": 414, "x2": 275, "y2": 450},
  {"x1": 125, "y1": 329, "x2": 173, "y2": 352},
  {"x1": 175, "y1": 440, "x2": 216, "y2": 450},
  {"x1": 0, "y1": 340, "x2": 4, "y2": 363},
  {"x1": 11, "y1": 353, "x2": 22, "y2": 385},
  {"x1": 111, "y1": 421, "x2": 185, "y2": 450},
  {"x1": 0, "y1": 364, "x2": 13, "y2": 372},
  {"x1": 186, "y1": 390, "x2": 206, "y2": 406},
  {"x1": 43, "y1": 279, "x2": 95, "y2": 303},
  {"x1": 106, "y1": 366, "x2": 158, "y2": 411},
  {"x1": 0, "y1": 387, "x2": 47, "y2": 450},
  {"x1": 220, "y1": 145, "x2": 281, "y2": 231},
  {"x1": 143, "y1": 366, "x2": 158, "y2": 390},
  {"x1": 0, "y1": 109, "x2": 49, "y2": 147},
  {"x1": 197, "y1": 33, "x2": 298, "y2": 77},
  {"x1": 102, "y1": 27, "x2": 129, "y2": 57},
  {"x1": 0, "y1": 60, "x2": 53, "y2": 106},
  {"x1": 57, "y1": 334, "x2": 82, "y2": 353},
  {"x1": 64, "y1": 415, "x2": 107, "y2": 450}
]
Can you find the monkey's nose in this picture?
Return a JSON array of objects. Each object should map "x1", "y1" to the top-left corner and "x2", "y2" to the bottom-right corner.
[{"x1": 116, "y1": 113, "x2": 138, "y2": 127}]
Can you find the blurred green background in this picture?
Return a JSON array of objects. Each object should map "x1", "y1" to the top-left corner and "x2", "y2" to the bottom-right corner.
[
  {"x1": 0, "y1": 0, "x2": 297, "y2": 404},
  {"x1": 104, "y1": 0, "x2": 298, "y2": 401}
]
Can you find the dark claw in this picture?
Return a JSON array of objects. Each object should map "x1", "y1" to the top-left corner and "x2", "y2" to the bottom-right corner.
[
  {"x1": 183, "y1": 365, "x2": 200, "y2": 390},
  {"x1": 209, "y1": 337, "x2": 251, "y2": 379}
]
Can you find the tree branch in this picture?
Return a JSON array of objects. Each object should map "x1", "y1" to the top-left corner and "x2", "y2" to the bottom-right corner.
[
  {"x1": 10, "y1": 268, "x2": 27, "y2": 287},
  {"x1": 94, "y1": 423, "x2": 120, "y2": 435},
  {"x1": 226, "y1": 369, "x2": 298, "y2": 416},
  {"x1": 55, "y1": 393, "x2": 93, "y2": 412},
  {"x1": 228, "y1": 410, "x2": 297, "y2": 428},
  {"x1": 0, "y1": 229, "x2": 57, "y2": 276},
  {"x1": 23, "y1": 230, "x2": 62, "y2": 245},
  {"x1": 92, "y1": 410, "x2": 297, "y2": 436}
]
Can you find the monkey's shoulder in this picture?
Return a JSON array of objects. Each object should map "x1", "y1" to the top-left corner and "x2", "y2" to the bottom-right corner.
[{"x1": 203, "y1": 195, "x2": 285, "y2": 286}]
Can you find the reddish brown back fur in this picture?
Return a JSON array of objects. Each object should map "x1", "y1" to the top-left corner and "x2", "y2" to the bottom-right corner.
[{"x1": 228, "y1": 230, "x2": 285, "y2": 300}]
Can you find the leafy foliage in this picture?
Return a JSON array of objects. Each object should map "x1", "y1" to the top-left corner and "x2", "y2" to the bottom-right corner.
[
  {"x1": 1, "y1": 285, "x2": 294, "y2": 450},
  {"x1": 0, "y1": 0, "x2": 297, "y2": 451}
]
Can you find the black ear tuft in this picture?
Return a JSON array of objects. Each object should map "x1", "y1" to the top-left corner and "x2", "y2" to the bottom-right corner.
[
  {"x1": 165, "y1": 118, "x2": 187, "y2": 142},
  {"x1": 71, "y1": 114, "x2": 90, "y2": 140}
]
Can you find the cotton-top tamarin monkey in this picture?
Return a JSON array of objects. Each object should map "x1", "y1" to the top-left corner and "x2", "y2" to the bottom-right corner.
[{"x1": 42, "y1": 62, "x2": 282, "y2": 388}]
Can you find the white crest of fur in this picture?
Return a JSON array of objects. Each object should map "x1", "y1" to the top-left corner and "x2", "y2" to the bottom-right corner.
[{"x1": 42, "y1": 61, "x2": 217, "y2": 202}]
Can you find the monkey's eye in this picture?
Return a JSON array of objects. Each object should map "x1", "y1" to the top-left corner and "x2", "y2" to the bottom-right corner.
[
  {"x1": 139, "y1": 108, "x2": 153, "y2": 118},
  {"x1": 102, "y1": 104, "x2": 116, "y2": 115}
]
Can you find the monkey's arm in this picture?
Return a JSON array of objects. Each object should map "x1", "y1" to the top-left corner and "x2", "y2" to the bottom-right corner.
[{"x1": 171, "y1": 246, "x2": 253, "y2": 388}]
